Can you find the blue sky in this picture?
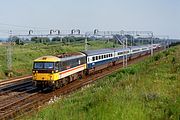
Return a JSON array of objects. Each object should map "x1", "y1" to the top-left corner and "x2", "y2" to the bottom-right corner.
[{"x1": 0, "y1": 0, "x2": 179, "y2": 38}]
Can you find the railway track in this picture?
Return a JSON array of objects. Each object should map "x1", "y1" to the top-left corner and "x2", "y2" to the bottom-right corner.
[
  {"x1": 0, "y1": 51, "x2": 159, "y2": 120},
  {"x1": 0, "y1": 80, "x2": 32, "y2": 94},
  {"x1": 0, "y1": 75, "x2": 32, "y2": 87}
]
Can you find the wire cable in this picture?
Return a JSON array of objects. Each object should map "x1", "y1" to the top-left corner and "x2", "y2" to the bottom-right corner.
[{"x1": 0, "y1": 22, "x2": 50, "y2": 30}]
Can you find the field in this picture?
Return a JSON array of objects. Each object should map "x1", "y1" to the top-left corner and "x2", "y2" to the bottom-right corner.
[
  {"x1": 0, "y1": 40, "x2": 118, "y2": 80},
  {"x1": 24, "y1": 45, "x2": 180, "y2": 120}
]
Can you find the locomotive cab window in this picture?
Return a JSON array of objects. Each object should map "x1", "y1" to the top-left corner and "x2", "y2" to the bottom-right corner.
[
  {"x1": 44, "y1": 63, "x2": 54, "y2": 69},
  {"x1": 33, "y1": 62, "x2": 54, "y2": 69},
  {"x1": 55, "y1": 62, "x2": 59, "y2": 70}
]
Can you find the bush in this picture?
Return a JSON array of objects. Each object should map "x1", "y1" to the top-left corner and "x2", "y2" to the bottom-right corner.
[
  {"x1": 153, "y1": 53, "x2": 162, "y2": 61},
  {"x1": 163, "y1": 50, "x2": 170, "y2": 57},
  {"x1": 120, "y1": 67, "x2": 138, "y2": 75}
]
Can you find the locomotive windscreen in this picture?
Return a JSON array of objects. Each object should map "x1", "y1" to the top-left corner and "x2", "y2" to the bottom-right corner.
[{"x1": 34, "y1": 62, "x2": 54, "y2": 69}]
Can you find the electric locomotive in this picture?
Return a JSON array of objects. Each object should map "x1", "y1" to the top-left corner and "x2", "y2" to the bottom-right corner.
[{"x1": 32, "y1": 53, "x2": 86, "y2": 89}]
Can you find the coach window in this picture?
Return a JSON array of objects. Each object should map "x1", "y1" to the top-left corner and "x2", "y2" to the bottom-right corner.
[
  {"x1": 118, "y1": 52, "x2": 123, "y2": 55},
  {"x1": 132, "y1": 49, "x2": 139, "y2": 52},
  {"x1": 124, "y1": 51, "x2": 129, "y2": 54},
  {"x1": 96, "y1": 56, "x2": 98, "y2": 60},
  {"x1": 92, "y1": 57, "x2": 95, "y2": 61},
  {"x1": 101, "y1": 55, "x2": 104, "y2": 59}
]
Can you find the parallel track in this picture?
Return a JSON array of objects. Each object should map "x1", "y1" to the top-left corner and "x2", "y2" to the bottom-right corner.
[{"x1": 0, "y1": 76, "x2": 32, "y2": 87}]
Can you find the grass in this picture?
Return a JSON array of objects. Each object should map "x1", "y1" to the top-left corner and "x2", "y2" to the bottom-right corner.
[
  {"x1": 23, "y1": 46, "x2": 180, "y2": 120},
  {"x1": 0, "y1": 40, "x2": 119, "y2": 80}
]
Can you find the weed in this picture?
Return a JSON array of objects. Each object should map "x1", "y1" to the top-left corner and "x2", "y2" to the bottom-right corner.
[{"x1": 120, "y1": 67, "x2": 138, "y2": 75}]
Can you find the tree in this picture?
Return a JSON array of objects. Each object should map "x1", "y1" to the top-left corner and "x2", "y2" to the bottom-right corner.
[
  {"x1": 52, "y1": 37, "x2": 61, "y2": 41},
  {"x1": 8, "y1": 36, "x2": 24, "y2": 45},
  {"x1": 31, "y1": 37, "x2": 50, "y2": 43}
]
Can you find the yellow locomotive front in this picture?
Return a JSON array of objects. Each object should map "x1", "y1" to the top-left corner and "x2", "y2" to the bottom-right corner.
[{"x1": 32, "y1": 56, "x2": 60, "y2": 87}]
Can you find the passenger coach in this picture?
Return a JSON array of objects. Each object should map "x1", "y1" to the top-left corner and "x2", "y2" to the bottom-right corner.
[{"x1": 83, "y1": 49, "x2": 115, "y2": 73}]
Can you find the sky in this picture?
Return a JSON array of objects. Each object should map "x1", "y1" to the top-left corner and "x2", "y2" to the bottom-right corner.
[{"x1": 0, "y1": 0, "x2": 179, "y2": 38}]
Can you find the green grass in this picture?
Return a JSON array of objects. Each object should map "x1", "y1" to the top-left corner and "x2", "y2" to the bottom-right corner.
[
  {"x1": 23, "y1": 46, "x2": 180, "y2": 120},
  {"x1": 0, "y1": 41, "x2": 119, "y2": 80}
]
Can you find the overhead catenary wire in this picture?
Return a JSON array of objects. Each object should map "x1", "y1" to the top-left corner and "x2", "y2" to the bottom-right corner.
[{"x1": 0, "y1": 22, "x2": 50, "y2": 30}]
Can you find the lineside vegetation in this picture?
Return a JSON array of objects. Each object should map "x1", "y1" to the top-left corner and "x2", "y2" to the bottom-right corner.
[{"x1": 24, "y1": 45, "x2": 180, "y2": 120}]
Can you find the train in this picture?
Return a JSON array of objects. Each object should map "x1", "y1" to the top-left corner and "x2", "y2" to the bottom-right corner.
[{"x1": 32, "y1": 44, "x2": 161, "y2": 89}]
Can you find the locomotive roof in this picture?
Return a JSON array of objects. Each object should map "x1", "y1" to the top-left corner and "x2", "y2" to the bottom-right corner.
[
  {"x1": 60, "y1": 54, "x2": 85, "y2": 61},
  {"x1": 34, "y1": 56, "x2": 60, "y2": 62},
  {"x1": 34, "y1": 53, "x2": 86, "y2": 62}
]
